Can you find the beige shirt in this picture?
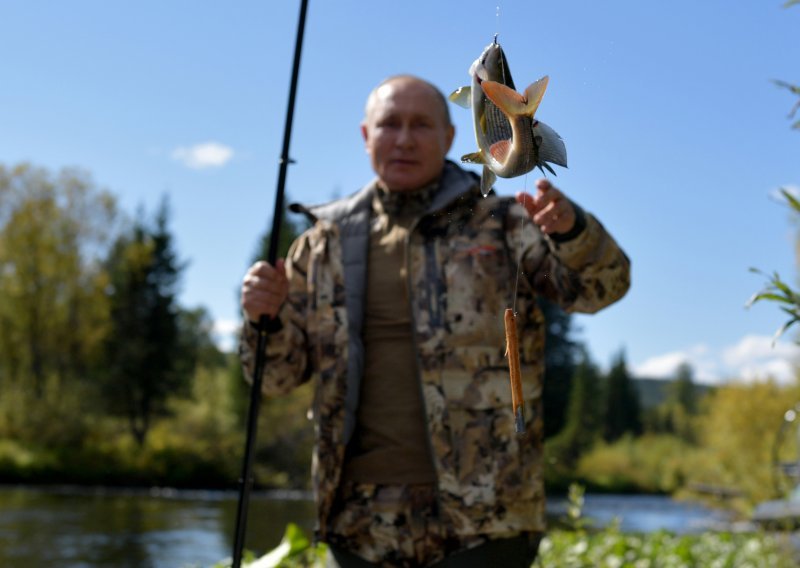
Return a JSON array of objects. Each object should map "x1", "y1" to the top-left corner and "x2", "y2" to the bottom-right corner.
[{"x1": 341, "y1": 184, "x2": 437, "y2": 484}]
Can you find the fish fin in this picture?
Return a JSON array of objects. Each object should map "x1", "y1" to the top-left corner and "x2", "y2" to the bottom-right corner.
[
  {"x1": 481, "y1": 81, "x2": 528, "y2": 115},
  {"x1": 489, "y1": 140, "x2": 512, "y2": 163},
  {"x1": 532, "y1": 121, "x2": 568, "y2": 168},
  {"x1": 521, "y1": 76, "x2": 549, "y2": 115},
  {"x1": 482, "y1": 76, "x2": 549, "y2": 117},
  {"x1": 538, "y1": 162, "x2": 557, "y2": 176},
  {"x1": 461, "y1": 151, "x2": 485, "y2": 165},
  {"x1": 481, "y1": 166, "x2": 496, "y2": 197},
  {"x1": 448, "y1": 86, "x2": 472, "y2": 109}
]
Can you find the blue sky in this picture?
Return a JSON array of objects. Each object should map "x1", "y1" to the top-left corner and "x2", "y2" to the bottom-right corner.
[{"x1": 2, "y1": 1, "x2": 798, "y2": 384}]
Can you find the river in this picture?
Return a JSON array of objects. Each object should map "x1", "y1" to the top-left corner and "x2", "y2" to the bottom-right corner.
[{"x1": 0, "y1": 486, "x2": 735, "y2": 567}]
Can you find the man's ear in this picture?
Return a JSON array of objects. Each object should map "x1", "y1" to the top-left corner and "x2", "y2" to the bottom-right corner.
[
  {"x1": 445, "y1": 124, "x2": 455, "y2": 153},
  {"x1": 360, "y1": 123, "x2": 369, "y2": 144}
]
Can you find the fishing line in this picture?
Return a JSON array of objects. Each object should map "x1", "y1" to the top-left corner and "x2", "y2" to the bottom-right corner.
[{"x1": 512, "y1": 173, "x2": 529, "y2": 315}]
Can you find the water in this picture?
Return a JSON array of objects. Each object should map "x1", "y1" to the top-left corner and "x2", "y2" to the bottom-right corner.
[
  {"x1": 547, "y1": 493, "x2": 735, "y2": 534},
  {"x1": 0, "y1": 486, "x2": 733, "y2": 568},
  {"x1": 0, "y1": 486, "x2": 315, "y2": 568}
]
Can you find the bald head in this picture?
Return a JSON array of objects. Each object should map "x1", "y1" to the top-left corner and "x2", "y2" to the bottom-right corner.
[{"x1": 364, "y1": 75, "x2": 452, "y2": 127}]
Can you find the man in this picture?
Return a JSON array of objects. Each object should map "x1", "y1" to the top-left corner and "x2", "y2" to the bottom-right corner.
[{"x1": 240, "y1": 75, "x2": 630, "y2": 567}]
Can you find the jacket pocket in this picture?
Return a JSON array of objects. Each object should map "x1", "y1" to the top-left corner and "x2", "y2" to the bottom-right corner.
[{"x1": 442, "y1": 235, "x2": 513, "y2": 347}]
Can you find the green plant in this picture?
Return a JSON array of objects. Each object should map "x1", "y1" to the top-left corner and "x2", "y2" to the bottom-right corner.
[
  {"x1": 217, "y1": 521, "x2": 798, "y2": 568},
  {"x1": 210, "y1": 523, "x2": 326, "y2": 568},
  {"x1": 748, "y1": 189, "x2": 800, "y2": 341},
  {"x1": 535, "y1": 529, "x2": 796, "y2": 568}
]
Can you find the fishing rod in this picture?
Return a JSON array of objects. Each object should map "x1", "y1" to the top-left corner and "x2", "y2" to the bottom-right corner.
[{"x1": 231, "y1": 1, "x2": 309, "y2": 566}]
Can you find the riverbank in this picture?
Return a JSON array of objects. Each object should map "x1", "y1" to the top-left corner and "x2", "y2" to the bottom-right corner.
[{"x1": 0, "y1": 484, "x2": 764, "y2": 568}]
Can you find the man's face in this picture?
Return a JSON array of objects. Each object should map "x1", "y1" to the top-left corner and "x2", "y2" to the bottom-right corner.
[{"x1": 361, "y1": 78, "x2": 455, "y2": 192}]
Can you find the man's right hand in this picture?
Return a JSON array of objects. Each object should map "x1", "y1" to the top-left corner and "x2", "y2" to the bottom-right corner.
[{"x1": 241, "y1": 259, "x2": 289, "y2": 323}]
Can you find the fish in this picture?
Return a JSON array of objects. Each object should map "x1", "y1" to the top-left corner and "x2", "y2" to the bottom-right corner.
[{"x1": 449, "y1": 36, "x2": 567, "y2": 196}]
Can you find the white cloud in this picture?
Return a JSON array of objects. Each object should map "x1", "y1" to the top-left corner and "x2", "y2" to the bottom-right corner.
[
  {"x1": 633, "y1": 351, "x2": 690, "y2": 378},
  {"x1": 721, "y1": 334, "x2": 800, "y2": 383},
  {"x1": 212, "y1": 318, "x2": 240, "y2": 352},
  {"x1": 633, "y1": 335, "x2": 800, "y2": 385},
  {"x1": 172, "y1": 141, "x2": 234, "y2": 169}
]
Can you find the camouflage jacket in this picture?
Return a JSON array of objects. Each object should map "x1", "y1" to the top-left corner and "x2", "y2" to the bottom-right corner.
[{"x1": 240, "y1": 161, "x2": 630, "y2": 540}]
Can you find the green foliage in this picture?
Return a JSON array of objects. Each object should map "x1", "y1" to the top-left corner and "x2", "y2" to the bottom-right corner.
[
  {"x1": 254, "y1": 382, "x2": 315, "y2": 489},
  {"x1": 667, "y1": 363, "x2": 699, "y2": 415},
  {"x1": 217, "y1": 520, "x2": 797, "y2": 568},
  {"x1": 603, "y1": 350, "x2": 643, "y2": 442},
  {"x1": 563, "y1": 483, "x2": 591, "y2": 532},
  {"x1": 645, "y1": 363, "x2": 702, "y2": 442},
  {"x1": 0, "y1": 376, "x2": 98, "y2": 448},
  {"x1": 0, "y1": 368, "x2": 243, "y2": 487},
  {"x1": 540, "y1": 299, "x2": 581, "y2": 439},
  {"x1": 151, "y1": 365, "x2": 243, "y2": 483},
  {"x1": 686, "y1": 379, "x2": 800, "y2": 511},
  {"x1": 102, "y1": 197, "x2": 189, "y2": 446},
  {"x1": 536, "y1": 527, "x2": 796, "y2": 568},
  {"x1": 547, "y1": 353, "x2": 603, "y2": 475},
  {"x1": 177, "y1": 306, "x2": 228, "y2": 371},
  {"x1": 226, "y1": 353, "x2": 315, "y2": 489},
  {"x1": 774, "y1": 1, "x2": 799, "y2": 127},
  {"x1": 749, "y1": 189, "x2": 800, "y2": 341},
  {"x1": 773, "y1": 79, "x2": 800, "y2": 130},
  {"x1": 575, "y1": 434, "x2": 694, "y2": 494},
  {"x1": 211, "y1": 523, "x2": 327, "y2": 568},
  {"x1": 547, "y1": 484, "x2": 794, "y2": 567},
  {"x1": 0, "y1": 163, "x2": 117, "y2": 397}
]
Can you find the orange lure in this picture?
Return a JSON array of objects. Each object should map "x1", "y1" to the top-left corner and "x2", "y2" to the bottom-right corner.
[{"x1": 504, "y1": 308, "x2": 525, "y2": 434}]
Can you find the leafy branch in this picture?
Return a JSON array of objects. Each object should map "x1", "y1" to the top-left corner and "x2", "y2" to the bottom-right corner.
[
  {"x1": 773, "y1": 80, "x2": 800, "y2": 130},
  {"x1": 748, "y1": 189, "x2": 800, "y2": 342},
  {"x1": 748, "y1": 268, "x2": 800, "y2": 342},
  {"x1": 775, "y1": 1, "x2": 800, "y2": 128}
]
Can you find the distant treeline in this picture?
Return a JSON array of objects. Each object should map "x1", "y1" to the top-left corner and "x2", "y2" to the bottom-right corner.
[{"x1": 0, "y1": 163, "x2": 798, "y2": 517}]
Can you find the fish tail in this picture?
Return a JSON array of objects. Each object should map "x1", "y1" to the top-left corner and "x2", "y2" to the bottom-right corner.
[
  {"x1": 481, "y1": 76, "x2": 549, "y2": 118},
  {"x1": 521, "y1": 76, "x2": 549, "y2": 115}
]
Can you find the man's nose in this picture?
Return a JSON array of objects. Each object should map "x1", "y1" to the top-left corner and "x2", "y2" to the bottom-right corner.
[{"x1": 396, "y1": 123, "x2": 414, "y2": 147}]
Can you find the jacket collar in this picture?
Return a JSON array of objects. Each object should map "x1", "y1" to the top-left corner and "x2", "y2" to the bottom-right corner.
[{"x1": 290, "y1": 160, "x2": 481, "y2": 225}]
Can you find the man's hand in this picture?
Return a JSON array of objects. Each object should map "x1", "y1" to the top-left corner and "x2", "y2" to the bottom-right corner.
[
  {"x1": 516, "y1": 178, "x2": 576, "y2": 235},
  {"x1": 241, "y1": 259, "x2": 289, "y2": 323}
]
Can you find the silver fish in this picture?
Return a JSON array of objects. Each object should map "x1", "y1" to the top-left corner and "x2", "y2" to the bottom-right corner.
[{"x1": 449, "y1": 37, "x2": 567, "y2": 196}]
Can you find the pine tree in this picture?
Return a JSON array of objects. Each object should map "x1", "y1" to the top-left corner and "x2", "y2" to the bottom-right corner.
[
  {"x1": 540, "y1": 298, "x2": 581, "y2": 439},
  {"x1": 660, "y1": 362, "x2": 699, "y2": 442},
  {"x1": 603, "y1": 349, "x2": 643, "y2": 442},
  {"x1": 550, "y1": 349, "x2": 603, "y2": 467},
  {"x1": 102, "y1": 197, "x2": 189, "y2": 446}
]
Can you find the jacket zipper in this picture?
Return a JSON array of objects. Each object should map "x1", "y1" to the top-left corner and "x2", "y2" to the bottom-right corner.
[{"x1": 404, "y1": 215, "x2": 446, "y2": 518}]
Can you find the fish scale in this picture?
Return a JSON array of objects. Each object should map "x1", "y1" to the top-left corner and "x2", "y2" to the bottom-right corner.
[{"x1": 484, "y1": 99, "x2": 512, "y2": 146}]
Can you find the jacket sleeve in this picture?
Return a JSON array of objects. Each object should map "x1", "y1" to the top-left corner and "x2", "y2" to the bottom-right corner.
[
  {"x1": 516, "y1": 202, "x2": 631, "y2": 314},
  {"x1": 238, "y1": 234, "x2": 313, "y2": 397}
]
